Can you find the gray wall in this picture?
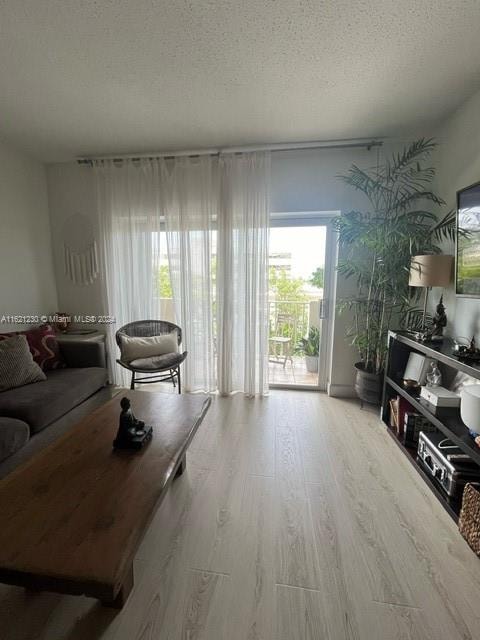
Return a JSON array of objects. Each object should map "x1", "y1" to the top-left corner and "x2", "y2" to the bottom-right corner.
[{"x1": 0, "y1": 139, "x2": 57, "y2": 330}]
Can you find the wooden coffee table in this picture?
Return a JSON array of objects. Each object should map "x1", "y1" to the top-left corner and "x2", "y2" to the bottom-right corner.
[{"x1": 0, "y1": 391, "x2": 211, "y2": 608}]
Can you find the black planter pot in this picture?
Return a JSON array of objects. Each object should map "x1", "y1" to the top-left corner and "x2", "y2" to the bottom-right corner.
[{"x1": 354, "y1": 362, "x2": 383, "y2": 406}]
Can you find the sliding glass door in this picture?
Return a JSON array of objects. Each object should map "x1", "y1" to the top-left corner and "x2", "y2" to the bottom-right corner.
[
  {"x1": 268, "y1": 214, "x2": 336, "y2": 390},
  {"x1": 152, "y1": 213, "x2": 336, "y2": 391}
]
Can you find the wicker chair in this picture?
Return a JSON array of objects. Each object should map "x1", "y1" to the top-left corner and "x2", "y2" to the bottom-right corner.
[{"x1": 115, "y1": 320, "x2": 187, "y2": 393}]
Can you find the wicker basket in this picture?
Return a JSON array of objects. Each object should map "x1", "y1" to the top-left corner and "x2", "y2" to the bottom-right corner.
[{"x1": 458, "y1": 483, "x2": 480, "y2": 555}]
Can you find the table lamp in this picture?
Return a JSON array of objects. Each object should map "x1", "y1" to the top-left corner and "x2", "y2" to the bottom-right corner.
[
  {"x1": 461, "y1": 385, "x2": 480, "y2": 439},
  {"x1": 409, "y1": 254, "x2": 453, "y2": 339}
]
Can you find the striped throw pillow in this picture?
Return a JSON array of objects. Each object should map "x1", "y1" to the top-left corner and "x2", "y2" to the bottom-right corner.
[{"x1": 0, "y1": 335, "x2": 46, "y2": 392}]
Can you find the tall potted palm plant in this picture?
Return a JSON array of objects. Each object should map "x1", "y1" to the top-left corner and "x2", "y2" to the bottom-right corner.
[{"x1": 336, "y1": 138, "x2": 455, "y2": 404}]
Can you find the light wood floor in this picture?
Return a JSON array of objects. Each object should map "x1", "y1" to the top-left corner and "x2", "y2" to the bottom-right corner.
[{"x1": 1, "y1": 391, "x2": 480, "y2": 639}]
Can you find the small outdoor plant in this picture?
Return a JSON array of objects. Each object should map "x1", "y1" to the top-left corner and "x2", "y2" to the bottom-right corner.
[
  {"x1": 336, "y1": 138, "x2": 455, "y2": 376},
  {"x1": 296, "y1": 326, "x2": 320, "y2": 356}
]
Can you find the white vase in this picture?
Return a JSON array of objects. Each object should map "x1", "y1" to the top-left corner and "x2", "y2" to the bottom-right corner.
[
  {"x1": 460, "y1": 384, "x2": 480, "y2": 437},
  {"x1": 305, "y1": 355, "x2": 318, "y2": 373}
]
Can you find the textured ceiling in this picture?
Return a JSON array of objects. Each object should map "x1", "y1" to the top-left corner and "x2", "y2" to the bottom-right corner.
[{"x1": 1, "y1": 1, "x2": 480, "y2": 162}]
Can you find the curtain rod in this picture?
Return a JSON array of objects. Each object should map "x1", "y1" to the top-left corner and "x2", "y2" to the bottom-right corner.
[{"x1": 77, "y1": 138, "x2": 383, "y2": 165}]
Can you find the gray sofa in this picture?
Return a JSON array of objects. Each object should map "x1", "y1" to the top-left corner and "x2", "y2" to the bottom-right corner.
[{"x1": 0, "y1": 340, "x2": 110, "y2": 478}]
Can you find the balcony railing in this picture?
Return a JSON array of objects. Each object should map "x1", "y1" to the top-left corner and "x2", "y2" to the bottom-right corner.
[
  {"x1": 154, "y1": 297, "x2": 321, "y2": 353},
  {"x1": 268, "y1": 299, "x2": 321, "y2": 351}
]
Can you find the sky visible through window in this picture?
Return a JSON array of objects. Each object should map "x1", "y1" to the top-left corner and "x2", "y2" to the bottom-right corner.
[
  {"x1": 269, "y1": 226, "x2": 326, "y2": 281},
  {"x1": 153, "y1": 224, "x2": 326, "y2": 298}
]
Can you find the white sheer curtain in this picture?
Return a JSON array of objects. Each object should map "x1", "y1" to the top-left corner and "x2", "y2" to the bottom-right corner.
[
  {"x1": 95, "y1": 159, "x2": 163, "y2": 385},
  {"x1": 95, "y1": 152, "x2": 271, "y2": 395},
  {"x1": 217, "y1": 152, "x2": 271, "y2": 396},
  {"x1": 162, "y1": 156, "x2": 217, "y2": 392}
]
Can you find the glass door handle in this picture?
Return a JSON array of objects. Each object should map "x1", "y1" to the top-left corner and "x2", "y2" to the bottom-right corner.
[{"x1": 319, "y1": 299, "x2": 327, "y2": 319}]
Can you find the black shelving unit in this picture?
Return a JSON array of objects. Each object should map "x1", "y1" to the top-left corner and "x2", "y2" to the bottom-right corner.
[{"x1": 381, "y1": 331, "x2": 480, "y2": 521}]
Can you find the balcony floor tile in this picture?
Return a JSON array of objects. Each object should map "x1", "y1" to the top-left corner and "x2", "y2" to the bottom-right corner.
[{"x1": 268, "y1": 356, "x2": 318, "y2": 386}]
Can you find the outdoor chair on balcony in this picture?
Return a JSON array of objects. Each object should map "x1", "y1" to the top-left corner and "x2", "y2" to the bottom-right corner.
[
  {"x1": 269, "y1": 312, "x2": 294, "y2": 368},
  {"x1": 116, "y1": 320, "x2": 188, "y2": 392}
]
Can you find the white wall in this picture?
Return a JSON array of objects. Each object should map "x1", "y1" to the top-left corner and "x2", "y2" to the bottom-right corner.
[
  {"x1": 430, "y1": 89, "x2": 480, "y2": 340},
  {"x1": 47, "y1": 145, "x2": 390, "y2": 396},
  {"x1": 46, "y1": 163, "x2": 104, "y2": 318},
  {"x1": 0, "y1": 139, "x2": 57, "y2": 331}
]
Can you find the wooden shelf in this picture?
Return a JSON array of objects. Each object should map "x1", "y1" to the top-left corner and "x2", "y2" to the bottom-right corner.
[
  {"x1": 385, "y1": 425, "x2": 461, "y2": 521},
  {"x1": 391, "y1": 331, "x2": 480, "y2": 379},
  {"x1": 382, "y1": 331, "x2": 480, "y2": 522},
  {"x1": 385, "y1": 376, "x2": 480, "y2": 466}
]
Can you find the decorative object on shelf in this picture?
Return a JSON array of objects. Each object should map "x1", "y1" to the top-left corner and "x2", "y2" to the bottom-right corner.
[
  {"x1": 420, "y1": 385, "x2": 460, "y2": 407},
  {"x1": 403, "y1": 352, "x2": 433, "y2": 386},
  {"x1": 458, "y1": 483, "x2": 480, "y2": 555},
  {"x1": 55, "y1": 312, "x2": 71, "y2": 333},
  {"x1": 449, "y1": 370, "x2": 479, "y2": 395},
  {"x1": 336, "y1": 138, "x2": 456, "y2": 405},
  {"x1": 425, "y1": 360, "x2": 442, "y2": 387},
  {"x1": 62, "y1": 213, "x2": 100, "y2": 286},
  {"x1": 452, "y1": 335, "x2": 480, "y2": 362},
  {"x1": 460, "y1": 384, "x2": 480, "y2": 441},
  {"x1": 418, "y1": 434, "x2": 480, "y2": 501},
  {"x1": 431, "y1": 295, "x2": 447, "y2": 341},
  {"x1": 456, "y1": 181, "x2": 480, "y2": 297},
  {"x1": 402, "y1": 379, "x2": 421, "y2": 394},
  {"x1": 452, "y1": 336, "x2": 471, "y2": 355},
  {"x1": 396, "y1": 395, "x2": 413, "y2": 437},
  {"x1": 113, "y1": 397, "x2": 153, "y2": 450},
  {"x1": 389, "y1": 397, "x2": 399, "y2": 430},
  {"x1": 403, "y1": 411, "x2": 434, "y2": 447},
  {"x1": 408, "y1": 254, "x2": 454, "y2": 341}
]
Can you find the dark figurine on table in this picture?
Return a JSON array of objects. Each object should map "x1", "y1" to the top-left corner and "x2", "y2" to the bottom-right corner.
[
  {"x1": 431, "y1": 295, "x2": 447, "y2": 341},
  {"x1": 113, "y1": 397, "x2": 153, "y2": 450}
]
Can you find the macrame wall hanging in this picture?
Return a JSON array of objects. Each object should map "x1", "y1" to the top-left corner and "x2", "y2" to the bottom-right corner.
[{"x1": 62, "y1": 213, "x2": 99, "y2": 286}]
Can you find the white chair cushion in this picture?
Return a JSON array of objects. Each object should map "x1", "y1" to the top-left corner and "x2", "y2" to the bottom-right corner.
[{"x1": 120, "y1": 331, "x2": 178, "y2": 364}]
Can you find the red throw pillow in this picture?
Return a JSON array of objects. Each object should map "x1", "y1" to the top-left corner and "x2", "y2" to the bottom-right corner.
[{"x1": 0, "y1": 324, "x2": 65, "y2": 371}]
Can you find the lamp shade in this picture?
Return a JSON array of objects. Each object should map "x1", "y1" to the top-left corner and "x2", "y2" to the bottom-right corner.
[
  {"x1": 409, "y1": 255, "x2": 454, "y2": 288},
  {"x1": 460, "y1": 385, "x2": 480, "y2": 435}
]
